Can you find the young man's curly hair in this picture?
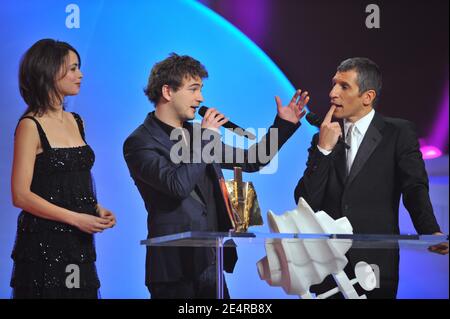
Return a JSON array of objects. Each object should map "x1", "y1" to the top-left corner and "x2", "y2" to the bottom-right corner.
[{"x1": 144, "y1": 53, "x2": 208, "y2": 105}]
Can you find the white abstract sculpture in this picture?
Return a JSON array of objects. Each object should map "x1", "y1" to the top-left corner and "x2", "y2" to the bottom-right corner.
[{"x1": 257, "y1": 197, "x2": 377, "y2": 299}]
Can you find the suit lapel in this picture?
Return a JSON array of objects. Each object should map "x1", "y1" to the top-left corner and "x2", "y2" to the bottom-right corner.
[
  {"x1": 210, "y1": 163, "x2": 227, "y2": 204},
  {"x1": 142, "y1": 112, "x2": 178, "y2": 150},
  {"x1": 346, "y1": 112, "x2": 384, "y2": 187},
  {"x1": 211, "y1": 163, "x2": 224, "y2": 180}
]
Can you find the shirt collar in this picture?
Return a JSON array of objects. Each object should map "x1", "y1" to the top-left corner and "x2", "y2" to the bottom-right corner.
[
  {"x1": 151, "y1": 111, "x2": 191, "y2": 136},
  {"x1": 344, "y1": 108, "x2": 375, "y2": 136}
]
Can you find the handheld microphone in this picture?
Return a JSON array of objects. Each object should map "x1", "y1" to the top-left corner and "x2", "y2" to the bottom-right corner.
[
  {"x1": 198, "y1": 106, "x2": 256, "y2": 140},
  {"x1": 305, "y1": 112, "x2": 350, "y2": 149}
]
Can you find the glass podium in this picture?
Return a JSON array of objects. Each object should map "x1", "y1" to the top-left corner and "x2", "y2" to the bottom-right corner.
[{"x1": 141, "y1": 232, "x2": 448, "y2": 299}]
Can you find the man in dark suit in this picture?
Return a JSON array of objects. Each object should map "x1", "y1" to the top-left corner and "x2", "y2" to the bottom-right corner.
[
  {"x1": 294, "y1": 57, "x2": 447, "y2": 298},
  {"x1": 124, "y1": 53, "x2": 309, "y2": 298}
]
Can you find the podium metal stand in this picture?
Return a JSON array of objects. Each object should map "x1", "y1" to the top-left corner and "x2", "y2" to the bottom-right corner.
[{"x1": 141, "y1": 232, "x2": 448, "y2": 299}]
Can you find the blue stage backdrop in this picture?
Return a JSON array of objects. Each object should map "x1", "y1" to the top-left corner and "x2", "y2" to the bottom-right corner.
[{"x1": 0, "y1": 0, "x2": 447, "y2": 298}]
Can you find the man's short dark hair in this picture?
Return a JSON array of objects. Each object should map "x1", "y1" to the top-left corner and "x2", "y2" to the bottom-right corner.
[
  {"x1": 144, "y1": 53, "x2": 208, "y2": 105},
  {"x1": 337, "y1": 57, "x2": 382, "y2": 107}
]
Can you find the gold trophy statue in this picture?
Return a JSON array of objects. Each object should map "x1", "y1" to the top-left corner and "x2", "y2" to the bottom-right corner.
[{"x1": 220, "y1": 167, "x2": 263, "y2": 232}]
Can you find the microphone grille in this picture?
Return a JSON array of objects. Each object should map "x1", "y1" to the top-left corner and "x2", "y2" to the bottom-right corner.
[
  {"x1": 305, "y1": 112, "x2": 323, "y2": 128},
  {"x1": 198, "y1": 106, "x2": 208, "y2": 117}
]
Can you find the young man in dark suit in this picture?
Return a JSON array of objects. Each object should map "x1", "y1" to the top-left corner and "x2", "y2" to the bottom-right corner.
[
  {"x1": 124, "y1": 53, "x2": 309, "y2": 298},
  {"x1": 295, "y1": 57, "x2": 447, "y2": 298}
]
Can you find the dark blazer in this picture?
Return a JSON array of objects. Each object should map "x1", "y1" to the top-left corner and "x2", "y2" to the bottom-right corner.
[
  {"x1": 124, "y1": 112, "x2": 299, "y2": 285},
  {"x1": 294, "y1": 112, "x2": 440, "y2": 298}
]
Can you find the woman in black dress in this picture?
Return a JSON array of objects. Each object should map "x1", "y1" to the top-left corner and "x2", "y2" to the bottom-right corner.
[{"x1": 10, "y1": 39, "x2": 116, "y2": 298}]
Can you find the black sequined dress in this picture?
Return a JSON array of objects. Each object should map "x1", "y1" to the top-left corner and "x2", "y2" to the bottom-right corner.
[{"x1": 11, "y1": 113, "x2": 100, "y2": 298}]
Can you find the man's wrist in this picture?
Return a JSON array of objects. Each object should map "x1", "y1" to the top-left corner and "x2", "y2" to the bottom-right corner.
[{"x1": 317, "y1": 144, "x2": 332, "y2": 155}]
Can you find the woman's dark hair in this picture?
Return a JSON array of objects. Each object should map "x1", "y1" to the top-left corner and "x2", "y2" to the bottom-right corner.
[{"x1": 19, "y1": 39, "x2": 81, "y2": 116}]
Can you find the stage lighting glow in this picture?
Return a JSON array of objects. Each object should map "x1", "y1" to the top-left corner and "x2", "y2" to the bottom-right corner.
[{"x1": 420, "y1": 145, "x2": 443, "y2": 159}]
